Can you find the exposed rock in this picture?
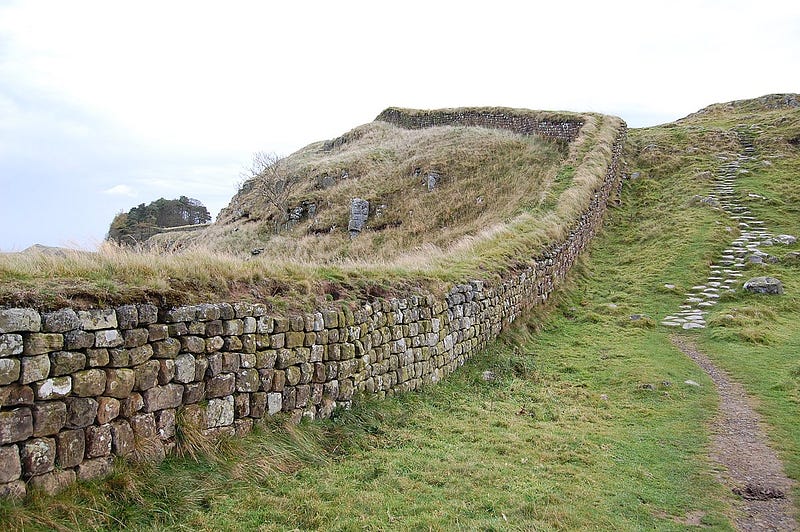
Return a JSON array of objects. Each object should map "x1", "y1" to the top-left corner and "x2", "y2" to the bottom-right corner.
[
  {"x1": 774, "y1": 234, "x2": 797, "y2": 245},
  {"x1": 743, "y1": 276, "x2": 784, "y2": 295},
  {"x1": 0, "y1": 309, "x2": 41, "y2": 334},
  {"x1": 348, "y1": 198, "x2": 370, "y2": 237}
]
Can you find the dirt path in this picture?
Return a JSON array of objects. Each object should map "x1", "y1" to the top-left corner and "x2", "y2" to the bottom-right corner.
[{"x1": 671, "y1": 335, "x2": 797, "y2": 531}]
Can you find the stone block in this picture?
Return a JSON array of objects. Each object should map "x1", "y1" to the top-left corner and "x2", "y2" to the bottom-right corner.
[
  {"x1": 0, "y1": 308, "x2": 40, "y2": 333},
  {"x1": 180, "y1": 336, "x2": 205, "y2": 354},
  {"x1": 174, "y1": 353, "x2": 196, "y2": 383},
  {"x1": 64, "y1": 330, "x2": 95, "y2": 350},
  {"x1": 205, "y1": 336, "x2": 224, "y2": 353},
  {"x1": 129, "y1": 413, "x2": 166, "y2": 461},
  {"x1": 147, "y1": 324, "x2": 169, "y2": 342},
  {"x1": 0, "y1": 480, "x2": 26, "y2": 498},
  {"x1": 77, "y1": 309, "x2": 117, "y2": 331},
  {"x1": 222, "y1": 352, "x2": 240, "y2": 372},
  {"x1": 28, "y1": 468, "x2": 75, "y2": 495},
  {"x1": 142, "y1": 383, "x2": 183, "y2": 413},
  {"x1": 223, "y1": 336, "x2": 243, "y2": 351},
  {"x1": 85, "y1": 347, "x2": 110, "y2": 367},
  {"x1": 194, "y1": 356, "x2": 209, "y2": 381},
  {"x1": 188, "y1": 321, "x2": 205, "y2": 335},
  {"x1": 240, "y1": 352, "x2": 256, "y2": 369},
  {"x1": 95, "y1": 329, "x2": 123, "y2": 348},
  {"x1": 255, "y1": 350, "x2": 277, "y2": 369},
  {"x1": 168, "y1": 322, "x2": 188, "y2": 336},
  {"x1": 128, "y1": 344, "x2": 154, "y2": 366},
  {"x1": 285, "y1": 366, "x2": 301, "y2": 386},
  {"x1": 76, "y1": 456, "x2": 113, "y2": 481},
  {"x1": 155, "y1": 408, "x2": 176, "y2": 439},
  {"x1": 152, "y1": 338, "x2": 180, "y2": 358},
  {"x1": 55, "y1": 428, "x2": 85, "y2": 467},
  {"x1": 72, "y1": 369, "x2": 107, "y2": 397},
  {"x1": 236, "y1": 369, "x2": 260, "y2": 392},
  {"x1": 295, "y1": 385, "x2": 310, "y2": 408},
  {"x1": 97, "y1": 397, "x2": 120, "y2": 424},
  {"x1": 281, "y1": 387, "x2": 295, "y2": 411},
  {"x1": 64, "y1": 397, "x2": 98, "y2": 428},
  {"x1": 207, "y1": 395, "x2": 234, "y2": 428},
  {"x1": 234, "y1": 418, "x2": 253, "y2": 437},
  {"x1": 256, "y1": 316, "x2": 274, "y2": 334},
  {"x1": 0, "y1": 358, "x2": 20, "y2": 385},
  {"x1": 133, "y1": 360, "x2": 160, "y2": 391},
  {"x1": 19, "y1": 354, "x2": 50, "y2": 385},
  {"x1": 0, "y1": 408, "x2": 32, "y2": 444},
  {"x1": 137, "y1": 304, "x2": 159, "y2": 325},
  {"x1": 23, "y1": 333, "x2": 63, "y2": 356},
  {"x1": 33, "y1": 377, "x2": 71, "y2": 400},
  {"x1": 108, "y1": 348, "x2": 129, "y2": 367},
  {"x1": 272, "y1": 370, "x2": 286, "y2": 392},
  {"x1": 116, "y1": 305, "x2": 138, "y2": 329},
  {"x1": 206, "y1": 373, "x2": 235, "y2": 398},
  {"x1": 49, "y1": 351, "x2": 86, "y2": 376},
  {"x1": 31, "y1": 401, "x2": 66, "y2": 437},
  {"x1": 104, "y1": 368, "x2": 135, "y2": 398},
  {"x1": 183, "y1": 382, "x2": 205, "y2": 404},
  {"x1": 123, "y1": 328, "x2": 149, "y2": 348},
  {"x1": 20, "y1": 437, "x2": 55, "y2": 476},
  {"x1": 0, "y1": 445, "x2": 21, "y2": 483},
  {"x1": 119, "y1": 392, "x2": 143, "y2": 418},
  {"x1": 205, "y1": 320, "x2": 223, "y2": 336},
  {"x1": 196, "y1": 303, "x2": 221, "y2": 321},
  {"x1": 234, "y1": 393, "x2": 249, "y2": 418},
  {"x1": 85, "y1": 424, "x2": 113, "y2": 458},
  {"x1": 270, "y1": 333, "x2": 285, "y2": 349},
  {"x1": 250, "y1": 392, "x2": 267, "y2": 418},
  {"x1": 223, "y1": 319, "x2": 244, "y2": 336},
  {"x1": 110, "y1": 419, "x2": 134, "y2": 456},
  {"x1": 267, "y1": 392, "x2": 282, "y2": 415},
  {"x1": 158, "y1": 359, "x2": 176, "y2": 385},
  {"x1": 42, "y1": 309, "x2": 80, "y2": 333},
  {"x1": 0, "y1": 333, "x2": 23, "y2": 356}
]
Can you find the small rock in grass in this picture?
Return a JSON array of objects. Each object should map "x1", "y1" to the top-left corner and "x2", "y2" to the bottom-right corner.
[{"x1": 684, "y1": 380, "x2": 700, "y2": 387}]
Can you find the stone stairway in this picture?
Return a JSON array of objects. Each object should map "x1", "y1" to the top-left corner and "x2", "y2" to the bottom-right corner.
[{"x1": 661, "y1": 127, "x2": 778, "y2": 330}]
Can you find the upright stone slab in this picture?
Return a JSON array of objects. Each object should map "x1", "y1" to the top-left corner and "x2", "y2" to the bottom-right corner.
[{"x1": 348, "y1": 198, "x2": 369, "y2": 237}]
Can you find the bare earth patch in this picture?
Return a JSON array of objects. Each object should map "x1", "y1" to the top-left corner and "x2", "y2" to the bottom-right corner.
[{"x1": 672, "y1": 335, "x2": 798, "y2": 531}]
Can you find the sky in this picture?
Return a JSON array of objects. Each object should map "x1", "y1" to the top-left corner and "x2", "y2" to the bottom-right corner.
[{"x1": 0, "y1": 0, "x2": 798, "y2": 251}]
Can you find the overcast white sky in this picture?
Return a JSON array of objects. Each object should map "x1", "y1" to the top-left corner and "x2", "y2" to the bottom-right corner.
[{"x1": 0, "y1": 0, "x2": 798, "y2": 251}]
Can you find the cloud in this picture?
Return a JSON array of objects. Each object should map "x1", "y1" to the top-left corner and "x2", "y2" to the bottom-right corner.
[{"x1": 103, "y1": 184, "x2": 137, "y2": 197}]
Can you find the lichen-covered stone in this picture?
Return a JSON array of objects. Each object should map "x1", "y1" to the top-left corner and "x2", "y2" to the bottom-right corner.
[
  {"x1": 42, "y1": 309, "x2": 80, "y2": 333},
  {"x1": 0, "y1": 334, "x2": 23, "y2": 357},
  {"x1": 205, "y1": 336, "x2": 224, "y2": 353},
  {"x1": 85, "y1": 424, "x2": 112, "y2": 458},
  {"x1": 152, "y1": 338, "x2": 180, "y2": 358},
  {"x1": 147, "y1": 324, "x2": 169, "y2": 342},
  {"x1": 0, "y1": 308, "x2": 40, "y2": 334},
  {"x1": 180, "y1": 336, "x2": 205, "y2": 354},
  {"x1": 267, "y1": 392, "x2": 282, "y2": 415},
  {"x1": 31, "y1": 401, "x2": 66, "y2": 437},
  {"x1": 64, "y1": 330, "x2": 95, "y2": 350},
  {"x1": 116, "y1": 305, "x2": 138, "y2": 329},
  {"x1": 155, "y1": 408, "x2": 176, "y2": 439},
  {"x1": 23, "y1": 333, "x2": 63, "y2": 356},
  {"x1": 157, "y1": 359, "x2": 175, "y2": 385},
  {"x1": 97, "y1": 397, "x2": 120, "y2": 424},
  {"x1": 110, "y1": 420, "x2": 134, "y2": 456},
  {"x1": 78, "y1": 309, "x2": 117, "y2": 331},
  {"x1": 235, "y1": 369, "x2": 260, "y2": 392},
  {"x1": 0, "y1": 480, "x2": 25, "y2": 498},
  {"x1": 173, "y1": 353, "x2": 196, "y2": 383},
  {"x1": 128, "y1": 344, "x2": 154, "y2": 366},
  {"x1": 95, "y1": 329, "x2": 123, "y2": 348},
  {"x1": 0, "y1": 358, "x2": 20, "y2": 385},
  {"x1": 123, "y1": 328, "x2": 149, "y2": 348},
  {"x1": 55, "y1": 429, "x2": 85, "y2": 467},
  {"x1": 20, "y1": 437, "x2": 55, "y2": 476},
  {"x1": 206, "y1": 373, "x2": 235, "y2": 398},
  {"x1": 133, "y1": 360, "x2": 160, "y2": 391},
  {"x1": 743, "y1": 276, "x2": 784, "y2": 295},
  {"x1": 104, "y1": 368, "x2": 135, "y2": 398},
  {"x1": 137, "y1": 304, "x2": 159, "y2": 325},
  {"x1": 183, "y1": 382, "x2": 205, "y2": 404},
  {"x1": 0, "y1": 445, "x2": 21, "y2": 483},
  {"x1": 64, "y1": 397, "x2": 98, "y2": 428},
  {"x1": 142, "y1": 383, "x2": 183, "y2": 413},
  {"x1": 49, "y1": 351, "x2": 86, "y2": 376},
  {"x1": 119, "y1": 392, "x2": 143, "y2": 418},
  {"x1": 161, "y1": 306, "x2": 196, "y2": 323},
  {"x1": 72, "y1": 369, "x2": 107, "y2": 397},
  {"x1": 33, "y1": 377, "x2": 71, "y2": 400},
  {"x1": 19, "y1": 355, "x2": 50, "y2": 385},
  {"x1": 207, "y1": 395, "x2": 234, "y2": 428}
]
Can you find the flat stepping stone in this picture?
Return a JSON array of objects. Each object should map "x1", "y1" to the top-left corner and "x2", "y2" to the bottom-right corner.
[
  {"x1": 661, "y1": 321, "x2": 683, "y2": 327},
  {"x1": 683, "y1": 322, "x2": 706, "y2": 330}
]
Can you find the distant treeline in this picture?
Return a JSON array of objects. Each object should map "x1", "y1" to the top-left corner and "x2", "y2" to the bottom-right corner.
[{"x1": 107, "y1": 196, "x2": 211, "y2": 246}]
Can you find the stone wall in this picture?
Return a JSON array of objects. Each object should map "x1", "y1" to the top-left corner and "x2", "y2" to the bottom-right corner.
[
  {"x1": 375, "y1": 107, "x2": 585, "y2": 142},
  {"x1": 0, "y1": 112, "x2": 626, "y2": 498}
]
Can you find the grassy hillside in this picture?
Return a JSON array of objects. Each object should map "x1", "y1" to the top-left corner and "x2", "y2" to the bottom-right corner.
[
  {"x1": 0, "y1": 109, "x2": 621, "y2": 310},
  {"x1": 2, "y1": 96, "x2": 798, "y2": 529}
]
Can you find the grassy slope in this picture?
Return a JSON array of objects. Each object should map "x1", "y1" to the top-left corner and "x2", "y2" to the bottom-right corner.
[{"x1": 2, "y1": 97, "x2": 797, "y2": 530}]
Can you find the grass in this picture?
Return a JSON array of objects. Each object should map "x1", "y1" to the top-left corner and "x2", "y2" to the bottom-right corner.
[{"x1": 0, "y1": 109, "x2": 623, "y2": 310}]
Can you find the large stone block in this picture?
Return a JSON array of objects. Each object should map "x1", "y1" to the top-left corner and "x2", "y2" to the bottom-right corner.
[
  {"x1": 206, "y1": 373, "x2": 235, "y2": 398},
  {"x1": 20, "y1": 437, "x2": 56, "y2": 476},
  {"x1": 128, "y1": 344, "x2": 154, "y2": 366},
  {"x1": 183, "y1": 381, "x2": 205, "y2": 404},
  {"x1": 0, "y1": 308, "x2": 41, "y2": 333},
  {"x1": 0, "y1": 408, "x2": 32, "y2": 444},
  {"x1": 72, "y1": 369, "x2": 107, "y2": 397},
  {"x1": 104, "y1": 368, "x2": 135, "y2": 399},
  {"x1": 267, "y1": 392, "x2": 282, "y2": 415},
  {"x1": 180, "y1": 336, "x2": 205, "y2": 354},
  {"x1": 174, "y1": 353, "x2": 196, "y2": 383},
  {"x1": 142, "y1": 383, "x2": 183, "y2": 413},
  {"x1": 85, "y1": 347, "x2": 110, "y2": 367},
  {"x1": 110, "y1": 419, "x2": 134, "y2": 456},
  {"x1": 123, "y1": 328, "x2": 149, "y2": 348},
  {"x1": 97, "y1": 397, "x2": 120, "y2": 424},
  {"x1": 42, "y1": 309, "x2": 80, "y2": 333},
  {"x1": 85, "y1": 424, "x2": 112, "y2": 458},
  {"x1": 158, "y1": 359, "x2": 176, "y2": 385},
  {"x1": 23, "y1": 334, "x2": 63, "y2": 356},
  {"x1": 116, "y1": 305, "x2": 138, "y2": 329},
  {"x1": 19, "y1": 354, "x2": 50, "y2": 385},
  {"x1": 64, "y1": 397, "x2": 98, "y2": 428},
  {"x1": 0, "y1": 358, "x2": 20, "y2": 385},
  {"x1": 0, "y1": 445, "x2": 21, "y2": 483},
  {"x1": 155, "y1": 408, "x2": 176, "y2": 440},
  {"x1": 0, "y1": 479, "x2": 26, "y2": 499},
  {"x1": 95, "y1": 329, "x2": 123, "y2": 348},
  {"x1": 31, "y1": 401, "x2": 66, "y2": 437},
  {"x1": 133, "y1": 360, "x2": 160, "y2": 391},
  {"x1": 250, "y1": 392, "x2": 267, "y2": 419},
  {"x1": 137, "y1": 304, "x2": 159, "y2": 325},
  {"x1": 236, "y1": 368, "x2": 260, "y2": 392},
  {"x1": 33, "y1": 377, "x2": 71, "y2": 400},
  {"x1": 76, "y1": 456, "x2": 113, "y2": 481},
  {"x1": 152, "y1": 338, "x2": 180, "y2": 358},
  {"x1": 77, "y1": 309, "x2": 117, "y2": 331},
  {"x1": 207, "y1": 395, "x2": 234, "y2": 428},
  {"x1": 119, "y1": 392, "x2": 143, "y2": 418},
  {"x1": 56, "y1": 428, "x2": 85, "y2": 467},
  {"x1": 49, "y1": 351, "x2": 86, "y2": 376},
  {"x1": 0, "y1": 333, "x2": 23, "y2": 357},
  {"x1": 64, "y1": 330, "x2": 95, "y2": 350}
]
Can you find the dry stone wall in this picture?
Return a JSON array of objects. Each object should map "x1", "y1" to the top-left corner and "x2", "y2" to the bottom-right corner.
[{"x1": 0, "y1": 111, "x2": 625, "y2": 498}]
